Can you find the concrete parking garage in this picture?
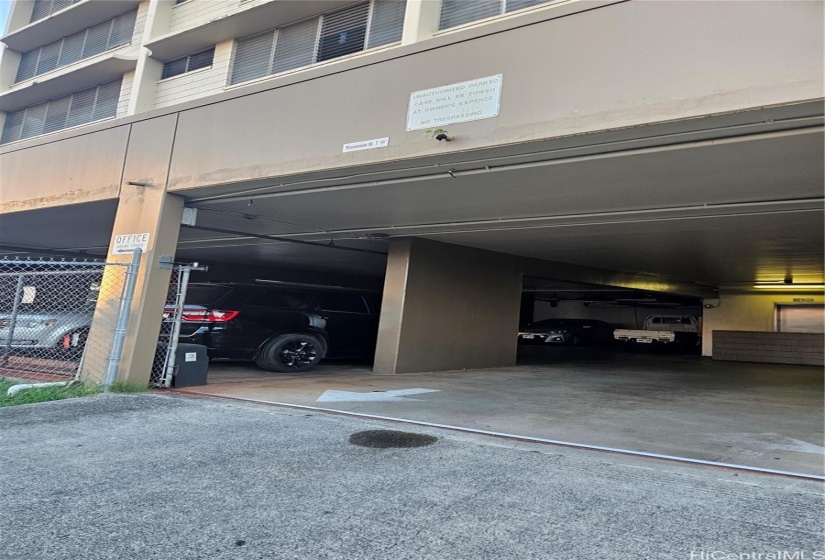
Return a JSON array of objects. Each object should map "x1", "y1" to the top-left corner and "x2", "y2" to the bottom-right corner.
[{"x1": 173, "y1": 349, "x2": 824, "y2": 478}]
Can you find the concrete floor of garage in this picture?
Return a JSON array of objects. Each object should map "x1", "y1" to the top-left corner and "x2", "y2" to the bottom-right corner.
[{"x1": 173, "y1": 347, "x2": 824, "y2": 477}]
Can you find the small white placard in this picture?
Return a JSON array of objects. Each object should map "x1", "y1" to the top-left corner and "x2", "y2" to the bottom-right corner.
[
  {"x1": 181, "y1": 207, "x2": 198, "y2": 226},
  {"x1": 22, "y1": 286, "x2": 36, "y2": 304},
  {"x1": 406, "y1": 74, "x2": 503, "y2": 131},
  {"x1": 343, "y1": 137, "x2": 390, "y2": 153},
  {"x1": 113, "y1": 233, "x2": 150, "y2": 255},
  {"x1": 184, "y1": 352, "x2": 197, "y2": 362}
]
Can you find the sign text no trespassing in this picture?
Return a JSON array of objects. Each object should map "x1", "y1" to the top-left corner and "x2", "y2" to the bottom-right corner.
[{"x1": 406, "y1": 74, "x2": 503, "y2": 131}]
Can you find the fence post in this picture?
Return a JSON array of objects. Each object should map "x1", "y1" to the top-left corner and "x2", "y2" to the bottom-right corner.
[
  {"x1": 1, "y1": 274, "x2": 25, "y2": 366},
  {"x1": 103, "y1": 249, "x2": 142, "y2": 391}
]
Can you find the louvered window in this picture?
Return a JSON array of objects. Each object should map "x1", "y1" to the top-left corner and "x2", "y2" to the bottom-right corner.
[
  {"x1": 367, "y1": 0, "x2": 406, "y2": 48},
  {"x1": 30, "y1": 0, "x2": 81, "y2": 23},
  {"x1": 272, "y1": 19, "x2": 318, "y2": 75},
  {"x1": 317, "y1": 3, "x2": 369, "y2": 62},
  {"x1": 15, "y1": 10, "x2": 137, "y2": 83},
  {"x1": 1, "y1": 78, "x2": 122, "y2": 144},
  {"x1": 439, "y1": 0, "x2": 549, "y2": 30},
  {"x1": 161, "y1": 47, "x2": 215, "y2": 79},
  {"x1": 230, "y1": 0, "x2": 405, "y2": 85}
]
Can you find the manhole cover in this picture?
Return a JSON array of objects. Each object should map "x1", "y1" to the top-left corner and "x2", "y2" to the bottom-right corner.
[{"x1": 349, "y1": 430, "x2": 438, "y2": 448}]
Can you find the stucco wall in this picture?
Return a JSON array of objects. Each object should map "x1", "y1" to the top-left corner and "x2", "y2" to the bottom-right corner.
[
  {"x1": 165, "y1": 0, "x2": 824, "y2": 191},
  {"x1": 1, "y1": 0, "x2": 821, "y2": 209}
]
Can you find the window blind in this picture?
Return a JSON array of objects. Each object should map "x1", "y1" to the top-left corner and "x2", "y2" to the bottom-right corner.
[
  {"x1": 317, "y1": 3, "x2": 369, "y2": 63},
  {"x1": 506, "y1": 0, "x2": 548, "y2": 12},
  {"x1": 439, "y1": 0, "x2": 500, "y2": 30},
  {"x1": 367, "y1": 0, "x2": 406, "y2": 48},
  {"x1": 1, "y1": 78, "x2": 122, "y2": 144},
  {"x1": 439, "y1": 0, "x2": 551, "y2": 30},
  {"x1": 30, "y1": 0, "x2": 80, "y2": 23},
  {"x1": 231, "y1": 0, "x2": 404, "y2": 85},
  {"x1": 161, "y1": 47, "x2": 215, "y2": 79},
  {"x1": 15, "y1": 9, "x2": 138, "y2": 83},
  {"x1": 231, "y1": 31, "x2": 276, "y2": 85},
  {"x1": 272, "y1": 19, "x2": 319, "y2": 74}
]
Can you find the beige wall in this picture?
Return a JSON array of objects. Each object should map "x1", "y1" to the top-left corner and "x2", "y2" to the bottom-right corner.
[
  {"x1": 165, "y1": 0, "x2": 823, "y2": 191},
  {"x1": 0, "y1": 126, "x2": 129, "y2": 212},
  {"x1": 702, "y1": 291, "x2": 825, "y2": 356},
  {"x1": 167, "y1": 0, "x2": 271, "y2": 34},
  {"x1": 2, "y1": 1, "x2": 821, "y2": 205},
  {"x1": 154, "y1": 40, "x2": 233, "y2": 109}
]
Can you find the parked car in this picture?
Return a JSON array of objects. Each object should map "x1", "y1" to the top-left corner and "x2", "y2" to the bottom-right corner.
[
  {"x1": 0, "y1": 311, "x2": 91, "y2": 357},
  {"x1": 0, "y1": 278, "x2": 97, "y2": 359},
  {"x1": 172, "y1": 283, "x2": 381, "y2": 372},
  {"x1": 518, "y1": 318, "x2": 614, "y2": 346}
]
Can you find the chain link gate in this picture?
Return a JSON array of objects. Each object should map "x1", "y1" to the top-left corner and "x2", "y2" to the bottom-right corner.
[
  {"x1": 0, "y1": 255, "x2": 139, "y2": 388},
  {"x1": 150, "y1": 262, "x2": 203, "y2": 388}
]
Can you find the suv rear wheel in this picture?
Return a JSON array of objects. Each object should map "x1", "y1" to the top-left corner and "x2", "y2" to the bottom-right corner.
[{"x1": 255, "y1": 334, "x2": 325, "y2": 373}]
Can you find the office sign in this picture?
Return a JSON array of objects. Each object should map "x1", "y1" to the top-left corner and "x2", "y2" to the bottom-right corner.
[
  {"x1": 113, "y1": 233, "x2": 150, "y2": 255},
  {"x1": 406, "y1": 74, "x2": 503, "y2": 131}
]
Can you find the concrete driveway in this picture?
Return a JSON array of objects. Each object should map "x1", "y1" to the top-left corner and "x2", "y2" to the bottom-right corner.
[
  {"x1": 175, "y1": 348, "x2": 825, "y2": 477},
  {"x1": 1, "y1": 394, "x2": 822, "y2": 560}
]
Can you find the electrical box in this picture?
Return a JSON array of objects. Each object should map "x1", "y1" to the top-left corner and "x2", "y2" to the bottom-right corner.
[{"x1": 172, "y1": 343, "x2": 209, "y2": 388}]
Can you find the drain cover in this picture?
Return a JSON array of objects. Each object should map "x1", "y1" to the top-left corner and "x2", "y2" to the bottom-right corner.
[{"x1": 349, "y1": 430, "x2": 438, "y2": 448}]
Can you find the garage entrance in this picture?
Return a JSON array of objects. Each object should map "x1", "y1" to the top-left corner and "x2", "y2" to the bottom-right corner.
[{"x1": 177, "y1": 354, "x2": 824, "y2": 478}]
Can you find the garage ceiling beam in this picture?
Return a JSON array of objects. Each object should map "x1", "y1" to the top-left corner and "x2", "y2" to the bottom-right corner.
[
  {"x1": 182, "y1": 224, "x2": 387, "y2": 256},
  {"x1": 518, "y1": 255, "x2": 717, "y2": 299}
]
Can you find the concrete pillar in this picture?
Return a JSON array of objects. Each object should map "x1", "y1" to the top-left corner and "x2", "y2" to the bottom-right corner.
[
  {"x1": 374, "y1": 238, "x2": 522, "y2": 374},
  {"x1": 401, "y1": 0, "x2": 442, "y2": 45},
  {"x1": 128, "y1": 0, "x2": 174, "y2": 115},
  {"x1": 81, "y1": 114, "x2": 183, "y2": 385},
  {"x1": 5, "y1": 1, "x2": 35, "y2": 34}
]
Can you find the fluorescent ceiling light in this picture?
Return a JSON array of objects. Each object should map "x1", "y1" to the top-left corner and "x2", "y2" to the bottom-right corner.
[{"x1": 752, "y1": 283, "x2": 825, "y2": 289}]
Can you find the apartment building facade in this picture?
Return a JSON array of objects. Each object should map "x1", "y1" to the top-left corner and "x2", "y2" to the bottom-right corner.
[{"x1": 0, "y1": 0, "x2": 822, "y2": 383}]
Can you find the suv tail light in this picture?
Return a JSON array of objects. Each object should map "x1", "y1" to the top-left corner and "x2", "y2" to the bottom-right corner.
[{"x1": 180, "y1": 309, "x2": 239, "y2": 322}]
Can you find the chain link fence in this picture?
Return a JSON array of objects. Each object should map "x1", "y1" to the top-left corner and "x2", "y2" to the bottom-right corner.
[
  {"x1": 150, "y1": 264, "x2": 194, "y2": 388},
  {"x1": 0, "y1": 256, "x2": 136, "y2": 388}
]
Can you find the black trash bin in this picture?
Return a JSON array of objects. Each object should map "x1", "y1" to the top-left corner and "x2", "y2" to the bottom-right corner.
[{"x1": 172, "y1": 343, "x2": 209, "y2": 388}]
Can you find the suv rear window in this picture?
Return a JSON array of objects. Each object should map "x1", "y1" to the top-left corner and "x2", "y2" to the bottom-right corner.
[
  {"x1": 245, "y1": 290, "x2": 308, "y2": 309},
  {"x1": 318, "y1": 292, "x2": 368, "y2": 313},
  {"x1": 185, "y1": 286, "x2": 231, "y2": 306}
]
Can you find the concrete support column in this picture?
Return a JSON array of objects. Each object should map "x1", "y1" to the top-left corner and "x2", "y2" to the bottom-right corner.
[
  {"x1": 401, "y1": 0, "x2": 442, "y2": 45},
  {"x1": 81, "y1": 114, "x2": 183, "y2": 385},
  {"x1": 374, "y1": 238, "x2": 522, "y2": 374},
  {"x1": 127, "y1": 0, "x2": 174, "y2": 115}
]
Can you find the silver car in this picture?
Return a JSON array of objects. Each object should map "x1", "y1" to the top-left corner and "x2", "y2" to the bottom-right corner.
[{"x1": 0, "y1": 310, "x2": 92, "y2": 355}]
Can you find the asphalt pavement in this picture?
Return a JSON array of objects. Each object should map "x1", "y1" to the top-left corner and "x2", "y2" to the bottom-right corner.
[{"x1": 0, "y1": 393, "x2": 822, "y2": 560}]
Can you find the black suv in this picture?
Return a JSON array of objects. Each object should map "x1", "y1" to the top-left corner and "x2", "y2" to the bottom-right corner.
[{"x1": 174, "y1": 283, "x2": 381, "y2": 373}]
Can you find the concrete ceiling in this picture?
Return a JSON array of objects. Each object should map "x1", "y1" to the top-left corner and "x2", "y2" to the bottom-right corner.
[
  {"x1": 178, "y1": 123, "x2": 824, "y2": 288},
  {"x1": 1, "y1": 107, "x2": 822, "y2": 295}
]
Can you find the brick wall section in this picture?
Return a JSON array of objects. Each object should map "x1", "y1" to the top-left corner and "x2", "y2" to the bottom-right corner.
[{"x1": 712, "y1": 331, "x2": 824, "y2": 366}]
